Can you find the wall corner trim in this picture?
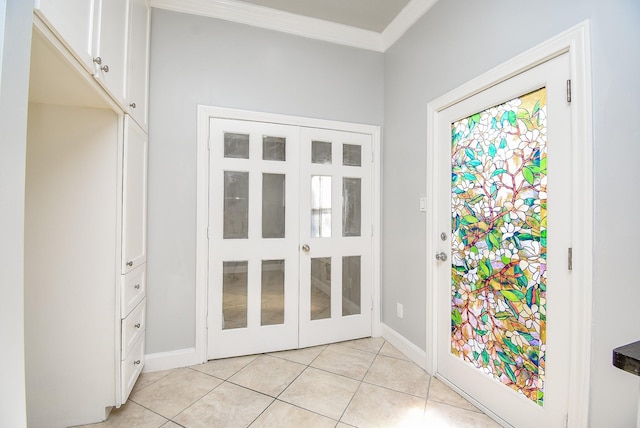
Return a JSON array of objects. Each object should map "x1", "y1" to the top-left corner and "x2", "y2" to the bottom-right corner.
[
  {"x1": 143, "y1": 348, "x2": 200, "y2": 373},
  {"x1": 380, "y1": 323, "x2": 429, "y2": 372}
]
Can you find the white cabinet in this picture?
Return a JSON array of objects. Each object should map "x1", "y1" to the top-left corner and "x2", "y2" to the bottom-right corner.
[
  {"x1": 122, "y1": 115, "x2": 148, "y2": 274},
  {"x1": 119, "y1": 115, "x2": 148, "y2": 404},
  {"x1": 93, "y1": 0, "x2": 130, "y2": 106},
  {"x1": 126, "y1": 0, "x2": 150, "y2": 130},
  {"x1": 34, "y1": 0, "x2": 151, "y2": 118},
  {"x1": 24, "y1": 12, "x2": 150, "y2": 427},
  {"x1": 34, "y1": 0, "x2": 97, "y2": 71}
]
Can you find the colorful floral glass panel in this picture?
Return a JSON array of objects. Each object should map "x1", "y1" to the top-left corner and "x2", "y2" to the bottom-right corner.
[{"x1": 450, "y1": 88, "x2": 547, "y2": 406}]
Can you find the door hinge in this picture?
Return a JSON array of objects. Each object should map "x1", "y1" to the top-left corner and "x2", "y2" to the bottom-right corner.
[
  {"x1": 568, "y1": 247, "x2": 573, "y2": 271},
  {"x1": 566, "y1": 79, "x2": 572, "y2": 103}
]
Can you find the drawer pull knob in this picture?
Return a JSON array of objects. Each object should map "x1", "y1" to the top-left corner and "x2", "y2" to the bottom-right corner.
[
  {"x1": 127, "y1": 261, "x2": 133, "y2": 267},
  {"x1": 129, "y1": 102, "x2": 136, "y2": 109},
  {"x1": 134, "y1": 360, "x2": 141, "y2": 365},
  {"x1": 135, "y1": 323, "x2": 141, "y2": 328},
  {"x1": 134, "y1": 284, "x2": 141, "y2": 290}
]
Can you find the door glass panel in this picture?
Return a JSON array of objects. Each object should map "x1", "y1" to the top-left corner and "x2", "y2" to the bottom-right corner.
[
  {"x1": 343, "y1": 144, "x2": 362, "y2": 167},
  {"x1": 312, "y1": 141, "x2": 332, "y2": 164},
  {"x1": 263, "y1": 136, "x2": 286, "y2": 161},
  {"x1": 222, "y1": 261, "x2": 248, "y2": 329},
  {"x1": 342, "y1": 178, "x2": 361, "y2": 237},
  {"x1": 342, "y1": 256, "x2": 361, "y2": 316},
  {"x1": 262, "y1": 173, "x2": 285, "y2": 239},
  {"x1": 311, "y1": 257, "x2": 331, "y2": 320},
  {"x1": 311, "y1": 176, "x2": 332, "y2": 238},
  {"x1": 224, "y1": 133, "x2": 250, "y2": 159},
  {"x1": 223, "y1": 171, "x2": 249, "y2": 239},
  {"x1": 450, "y1": 88, "x2": 547, "y2": 405},
  {"x1": 261, "y1": 260, "x2": 285, "y2": 326}
]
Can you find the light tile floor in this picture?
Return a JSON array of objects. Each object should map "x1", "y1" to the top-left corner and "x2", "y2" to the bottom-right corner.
[{"x1": 78, "y1": 338, "x2": 501, "y2": 428}]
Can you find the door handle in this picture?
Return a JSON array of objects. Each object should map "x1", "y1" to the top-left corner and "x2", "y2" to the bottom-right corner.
[
  {"x1": 302, "y1": 244, "x2": 310, "y2": 253},
  {"x1": 435, "y1": 252, "x2": 448, "y2": 261}
]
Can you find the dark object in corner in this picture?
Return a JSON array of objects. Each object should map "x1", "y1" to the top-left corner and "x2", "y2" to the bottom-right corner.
[{"x1": 613, "y1": 341, "x2": 640, "y2": 377}]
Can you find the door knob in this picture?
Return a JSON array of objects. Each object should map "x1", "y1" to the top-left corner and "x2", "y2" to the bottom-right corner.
[
  {"x1": 302, "y1": 244, "x2": 310, "y2": 252},
  {"x1": 435, "y1": 252, "x2": 448, "y2": 261}
]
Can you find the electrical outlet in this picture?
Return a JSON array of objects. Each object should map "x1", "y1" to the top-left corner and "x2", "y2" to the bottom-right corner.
[{"x1": 397, "y1": 303, "x2": 404, "y2": 319}]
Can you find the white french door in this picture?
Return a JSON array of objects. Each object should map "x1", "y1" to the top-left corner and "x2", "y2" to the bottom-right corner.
[
  {"x1": 207, "y1": 118, "x2": 373, "y2": 359},
  {"x1": 434, "y1": 53, "x2": 572, "y2": 427},
  {"x1": 298, "y1": 127, "x2": 373, "y2": 348}
]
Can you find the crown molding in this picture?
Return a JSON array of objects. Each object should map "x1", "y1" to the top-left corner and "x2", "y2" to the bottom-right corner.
[
  {"x1": 151, "y1": 0, "x2": 384, "y2": 51},
  {"x1": 381, "y1": 0, "x2": 439, "y2": 51},
  {"x1": 150, "y1": 0, "x2": 438, "y2": 52}
]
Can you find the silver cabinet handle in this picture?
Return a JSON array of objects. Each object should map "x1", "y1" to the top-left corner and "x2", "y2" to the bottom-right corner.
[
  {"x1": 93, "y1": 56, "x2": 102, "y2": 65},
  {"x1": 301, "y1": 244, "x2": 310, "y2": 252},
  {"x1": 127, "y1": 261, "x2": 133, "y2": 267},
  {"x1": 129, "y1": 102, "x2": 136, "y2": 109},
  {"x1": 134, "y1": 284, "x2": 140, "y2": 290},
  {"x1": 135, "y1": 323, "x2": 141, "y2": 328},
  {"x1": 134, "y1": 360, "x2": 141, "y2": 365},
  {"x1": 100, "y1": 64, "x2": 109, "y2": 73},
  {"x1": 435, "y1": 252, "x2": 448, "y2": 261}
]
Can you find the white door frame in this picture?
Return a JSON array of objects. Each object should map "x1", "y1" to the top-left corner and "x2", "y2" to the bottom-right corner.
[
  {"x1": 195, "y1": 106, "x2": 382, "y2": 363},
  {"x1": 425, "y1": 21, "x2": 593, "y2": 427}
]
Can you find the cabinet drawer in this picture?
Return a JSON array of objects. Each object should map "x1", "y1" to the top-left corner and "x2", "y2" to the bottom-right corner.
[
  {"x1": 121, "y1": 264, "x2": 145, "y2": 318},
  {"x1": 122, "y1": 298, "x2": 145, "y2": 360},
  {"x1": 121, "y1": 332, "x2": 144, "y2": 403}
]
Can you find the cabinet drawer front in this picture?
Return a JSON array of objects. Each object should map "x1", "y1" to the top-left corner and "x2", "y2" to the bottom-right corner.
[
  {"x1": 121, "y1": 332, "x2": 145, "y2": 403},
  {"x1": 122, "y1": 298, "x2": 146, "y2": 360},
  {"x1": 121, "y1": 264, "x2": 146, "y2": 318}
]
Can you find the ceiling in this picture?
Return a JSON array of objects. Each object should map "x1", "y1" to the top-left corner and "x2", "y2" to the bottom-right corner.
[
  {"x1": 151, "y1": 0, "x2": 439, "y2": 51},
  {"x1": 236, "y1": 0, "x2": 411, "y2": 33}
]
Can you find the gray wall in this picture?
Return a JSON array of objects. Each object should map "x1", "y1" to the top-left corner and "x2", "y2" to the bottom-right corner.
[
  {"x1": 383, "y1": 0, "x2": 640, "y2": 425},
  {"x1": 0, "y1": 0, "x2": 32, "y2": 426},
  {"x1": 147, "y1": 9, "x2": 384, "y2": 353}
]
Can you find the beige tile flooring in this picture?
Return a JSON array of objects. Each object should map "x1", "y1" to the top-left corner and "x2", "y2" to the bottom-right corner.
[{"x1": 79, "y1": 338, "x2": 500, "y2": 428}]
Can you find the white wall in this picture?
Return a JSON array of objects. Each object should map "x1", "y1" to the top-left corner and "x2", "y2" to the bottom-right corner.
[
  {"x1": 0, "y1": 0, "x2": 32, "y2": 426},
  {"x1": 146, "y1": 9, "x2": 384, "y2": 354},
  {"x1": 383, "y1": 0, "x2": 640, "y2": 425}
]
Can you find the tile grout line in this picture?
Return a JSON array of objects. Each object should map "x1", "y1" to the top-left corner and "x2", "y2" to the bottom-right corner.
[{"x1": 333, "y1": 339, "x2": 384, "y2": 426}]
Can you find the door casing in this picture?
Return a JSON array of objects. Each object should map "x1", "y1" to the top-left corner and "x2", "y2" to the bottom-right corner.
[
  {"x1": 426, "y1": 21, "x2": 593, "y2": 427},
  {"x1": 195, "y1": 106, "x2": 382, "y2": 363}
]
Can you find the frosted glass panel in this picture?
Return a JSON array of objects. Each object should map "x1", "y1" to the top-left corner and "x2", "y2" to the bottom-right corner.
[
  {"x1": 222, "y1": 261, "x2": 247, "y2": 329},
  {"x1": 262, "y1": 173, "x2": 285, "y2": 239},
  {"x1": 261, "y1": 260, "x2": 285, "y2": 326},
  {"x1": 312, "y1": 141, "x2": 332, "y2": 164},
  {"x1": 343, "y1": 144, "x2": 362, "y2": 166},
  {"x1": 451, "y1": 87, "x2": 547, "y2": 405},
  {"x1": 311, "y1": 257, "x2": 331, "y2": 320},
  {"x1": 342, "y1": 178, "x2": 361, "y2": 237},
  {"x1": 224, "y1": 133, "x2": 249, "y2": 159},
  {"x1": 263, "y1": 136, "x2": 286, "y2": 161},
  {"x1": 311, "y1": 176, "x2": 332, "y2": 238},
  {"x1": 223, "y1": 171, "x2": 249, "y2": 239},
  {"x1": 342, "y1": 256, "x2": 361, "y2": 316}
]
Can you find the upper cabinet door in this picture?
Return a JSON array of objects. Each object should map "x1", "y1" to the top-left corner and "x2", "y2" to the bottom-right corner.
[
  {"x1": 126, "y1": 0, "x2": 150, "y2": 131},
  {"x1": 35, "y1": 0, "x2": 98, "y2": 71},
  {"x1": 93, "y1": 0, "x2": 129, "y2": 106},
  {"x1": 122, "y1": 115, "x2": 148, "y2": 274}
]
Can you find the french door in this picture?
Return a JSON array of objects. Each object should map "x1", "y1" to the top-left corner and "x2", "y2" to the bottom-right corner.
[
  {"x1": 434, "y1": 53, "x2": 572, "y2": 427},
  {"x1": 207, "y1": 118, "x2": 372, "y2": 359}
]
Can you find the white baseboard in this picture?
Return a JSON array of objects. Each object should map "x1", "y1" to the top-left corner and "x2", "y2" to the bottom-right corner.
[
  {"x1": 143, "y1": 347, "x2": 202, "y2": 373},
  {"x1": 379, "y1": 323, "x2": 429, "y2": 372}
]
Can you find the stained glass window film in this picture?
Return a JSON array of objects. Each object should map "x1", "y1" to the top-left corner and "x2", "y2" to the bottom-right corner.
[{"x1": 450, "y1": 87, "x2": 547, "y2": 406}]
